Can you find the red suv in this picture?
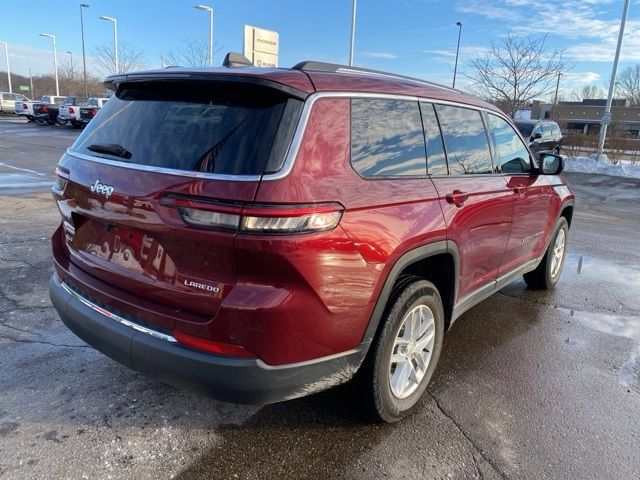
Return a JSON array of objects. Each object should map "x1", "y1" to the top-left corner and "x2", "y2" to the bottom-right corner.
[{"x1": 50, "y1": 59, "x2": 574, "y2": 422}]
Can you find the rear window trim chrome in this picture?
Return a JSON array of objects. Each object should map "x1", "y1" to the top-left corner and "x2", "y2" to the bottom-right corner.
[{"x1": 65, "y1": 150, "x2": 263, "y2": 182}]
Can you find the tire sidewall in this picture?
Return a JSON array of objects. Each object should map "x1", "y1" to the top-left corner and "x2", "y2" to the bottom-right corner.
[
  {"x1": 372, "y1": 280, "x2": 445, "y2": 422},
  {"x1": 544, "y1": 217, "x2": 569, "y2": 287}
]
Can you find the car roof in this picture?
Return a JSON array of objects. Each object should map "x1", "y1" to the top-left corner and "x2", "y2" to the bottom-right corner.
[{"x1": 104, "y1": 63, "x2": 502, "y2": 114}]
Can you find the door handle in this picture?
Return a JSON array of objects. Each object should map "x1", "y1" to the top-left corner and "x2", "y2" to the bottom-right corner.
[
  {"x1": 445, "y1": 190, "x2": 469, "y2": 207},
  {"x1": 513, "y1": 185, "x2": 527, "y2": 194}
]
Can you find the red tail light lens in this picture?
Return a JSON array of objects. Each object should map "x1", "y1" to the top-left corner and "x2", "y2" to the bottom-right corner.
[
  {"x1": 91, "y1": 108, "x2": 97, "y2": 116},
  {"x1": 42, "y1": 105, "x2": 48, "y2": 112},
  {"x1": 173, "y1": 331, "x2": 256, "y2": 358},
  {"x1": 54, "y1": 166, "x2": 70, "y2": 192},
  {"x1": 68, "y1": 107, "x2": 74, "y2": 114},
  {"x1": 22, "y1": 103, "x2": 27, "y2": 108},
  {"x1": 161, "y1": 196, "x2": 343, "y2": 234}
]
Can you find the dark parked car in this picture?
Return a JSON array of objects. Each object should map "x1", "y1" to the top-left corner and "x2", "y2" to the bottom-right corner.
[
  {"x1": 50, "y1": 58, "x2": 574, "y2": 422},
  {"x1": 32, "y1": 95, "x2": 66, "y2": 124},
  {"x1": 514, "y1": 120, "x2": 563, "y2": 155}
]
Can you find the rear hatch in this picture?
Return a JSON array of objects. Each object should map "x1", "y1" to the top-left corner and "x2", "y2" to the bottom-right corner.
[{"x1": 55, "y1": 77, "x2": 307, "y2": 321}]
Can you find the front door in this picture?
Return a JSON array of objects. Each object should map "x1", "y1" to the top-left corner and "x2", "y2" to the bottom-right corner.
[{"x1": 485, "y1": 113, "x2": 555, "y2": 275}]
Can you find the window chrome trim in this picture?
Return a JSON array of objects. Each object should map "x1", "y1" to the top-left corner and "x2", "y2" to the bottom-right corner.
[
  {"x1": 262, "y1": 91, "x2": 511, "y2": 182},
  {"x1": 65, "y1": 150, "x2": 263, "y2": 182},
  {"x1": 67, "y1": 92, "x2": 510, "y2": 183},
  {"x1": 61, "y1": 281, "x2": 178, "y2": 343}
]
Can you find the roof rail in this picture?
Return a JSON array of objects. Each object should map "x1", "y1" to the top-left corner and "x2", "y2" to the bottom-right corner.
[{"x1": 292, "y1": 61, "x2": 459, "y2": 93}]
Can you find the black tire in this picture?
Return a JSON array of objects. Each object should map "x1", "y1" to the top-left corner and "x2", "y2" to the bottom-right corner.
[
  {"x1": 363, "y1": 278, "x2": 445, "y2": 422},
  {"x1": 71, "y1": 121, "x2": 80, "y2": 129},
  {"x1": 523, "y1": 217, "x2": 569, "y2": 289},
  {"x1": 554, "y1": 147, "x2": 561, "y2": 155}
]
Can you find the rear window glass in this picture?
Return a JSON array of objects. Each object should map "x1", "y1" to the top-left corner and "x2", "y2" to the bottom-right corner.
[
  {"x1": 436, "y1": 105, "x2": 493, "y2": 175},
  {"x1": 515, "y1": 122, "x2": 534, "y2": 138},
  {"x1": 70, "y1": 82, "x2": 300, "y2": 176},
  {"x1": 351, "y1": 99, "x2": 426, "y2": 177},
  {"x1": 420, "y1": 102, "x2": 448, "y2": 175}
]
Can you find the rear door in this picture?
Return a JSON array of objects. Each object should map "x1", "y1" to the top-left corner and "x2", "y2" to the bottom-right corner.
[
  {"x1": 423, "y1": 103, "x2": 513, "y2": 301},
  {"x1": 55, "y1": 80, "x2": 303, "y2": 322},
  {"x1": 485, "y1": 113, "x2": 555, "y2": 274}
]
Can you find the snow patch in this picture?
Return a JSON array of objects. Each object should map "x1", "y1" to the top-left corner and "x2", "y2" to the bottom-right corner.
[{"x1": 564, "y1": 156, "x2": 640, "y2": 179}]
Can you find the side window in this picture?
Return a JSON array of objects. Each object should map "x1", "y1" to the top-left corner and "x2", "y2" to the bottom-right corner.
[
  {"x1": 543, "y1": 124, "x2": 552, "y2": 137},
  {"x1": 351, "y1": 99, "x2": 426, "y2": 177},
  {"x1": 553, "y1": 124, "x2": 562, "y2": 136},
  {"x1": 420, "y1": 102, "x2": 448, "y2": 175},
  {"x1": 487, "y1": 114, "x2": 532, "y2": 174},
  {"x1": 435, "y1": 105, "x2": 493, "y2": 175},
  {"x1": 89, "y1": 99, "x2": 97, "y2": 106}
]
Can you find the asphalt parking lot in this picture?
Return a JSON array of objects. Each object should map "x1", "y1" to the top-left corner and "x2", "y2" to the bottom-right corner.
[{"x1": 0, "y1": 115, "x2": 639, "y2": 479}]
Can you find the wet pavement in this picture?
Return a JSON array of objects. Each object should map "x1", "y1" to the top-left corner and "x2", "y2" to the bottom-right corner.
[{"x1": 1, "y1": 116, "x2": 639, "y2": 479}]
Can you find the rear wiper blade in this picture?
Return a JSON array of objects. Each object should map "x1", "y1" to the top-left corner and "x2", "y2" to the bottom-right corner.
[{"x1": 87, "y1": 143, "x2": 132, "y2": 160}]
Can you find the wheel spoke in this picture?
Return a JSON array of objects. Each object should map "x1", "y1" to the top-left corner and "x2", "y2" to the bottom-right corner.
[
  {"x1": 391, "y1": 362, "x2": 411, "y2": 396},
  {"x1": 413, "y1": 352, "x2": 428, "y2": 374},
  {"x1": 415, "y1": 329, "x2": 435, "y2": 351}
]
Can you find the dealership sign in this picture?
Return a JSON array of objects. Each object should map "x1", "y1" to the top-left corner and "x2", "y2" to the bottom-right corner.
[{"x1": 243, "y1": 25, "x2": 279, "y2": 67}]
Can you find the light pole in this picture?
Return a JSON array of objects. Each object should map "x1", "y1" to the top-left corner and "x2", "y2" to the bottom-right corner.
[
  {"x1": 194, "y1": 4, "x2": 213, "y2": 66},
  {"x1": 80, "y1": 3, "x2": 89, "y2": 96},
  {"x1": 597, "y1": 0, "x2": 631, "y2": 160},
  {"x1": 349, "y1": 0, "x2": 357, "y2": 66},
  {"x1": 39, "y1": 33, "x2": 59, "y2": 96},
  {"x1": 452, "y1": 22, "x2": 462, "y2": 89},
  {"x1": 66, "y1": 51, "x2": 74, "y2": 70},
  {"x1": 99, "y1": 16, "x2": 118, "y2": 74},
  {"x1": 552, "y1": 72, "x2": 561, "y2": 120},
  {"x1": 0, "y1": 41, "x2": 11, "y2": 93}
]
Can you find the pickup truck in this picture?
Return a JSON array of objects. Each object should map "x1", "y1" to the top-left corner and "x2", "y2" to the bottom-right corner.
[
  {"x1": 58, "y1": 96, "x2": 89, "y2": 127},
  {"x1": 1, "y1": 92, "x2": 30, "y2": 114},
  {"x1": 32, "y1": 95, "x2": 66, "y2": 124},
  {"x1": 78, "y1": 97, "x2": 109, "y2": 127}
]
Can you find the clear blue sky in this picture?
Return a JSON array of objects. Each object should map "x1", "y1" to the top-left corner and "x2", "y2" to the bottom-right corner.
[{"x1": 1, "y1": 0, "x2": 639, "y2": 96}]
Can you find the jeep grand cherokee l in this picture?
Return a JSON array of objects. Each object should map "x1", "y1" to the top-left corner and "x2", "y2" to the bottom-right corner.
[{"x1": 50, "y1": 59, "x2": 574, "y2": 422}]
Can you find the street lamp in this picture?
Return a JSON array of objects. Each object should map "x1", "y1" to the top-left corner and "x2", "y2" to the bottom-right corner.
[
  {"x1": 80, "y1": 3, "x2": 89, "y2": 97},
  {"x1": 99, "y1": 16, "x2": 118, "y2": 74},
  {"x1": 0, "y1": 41, "x2": 11, "y2": 93},
  {"x1": 349, "y1": 0, "x2": 357, "y2": 66},
  {"x1": 452, "y1": 22, "x2": 462, "y2": 89},
  {"x1": 66, "y1": 51, "x2": 74, "y2": 70},
  {"x1": 597, "y1": 0, "x2": 631, "y2": 160},
  {"x1": 39, "y1": 33, "x2": 59, "y2": 96},
  {"x1": 194, "y1": 4, "x2": 213, "y2": 66}
]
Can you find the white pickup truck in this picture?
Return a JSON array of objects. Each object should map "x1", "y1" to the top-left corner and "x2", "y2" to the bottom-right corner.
[
  {"x1": 58, "y1": 96, "x2": 89, "y2": 127},
  {"x1": 16, "y1": 95, "x2": 65, "y2": 121},
  {"x1": 78, "y1": 97, "x2": 109, "y2": 127},
  {"x1": 0, "y1": 92, "x2": 30, "y2": 114}
]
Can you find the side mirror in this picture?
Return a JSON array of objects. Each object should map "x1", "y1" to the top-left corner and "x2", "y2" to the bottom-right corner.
[
  {"x1": 532, "y1": 132, "x2": 543, "y2": 140},
  {"x1": 539, "y1": 153, "x2": 564, "y2": 175}
]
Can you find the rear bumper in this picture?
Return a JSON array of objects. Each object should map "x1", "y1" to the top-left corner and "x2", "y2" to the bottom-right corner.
[{"x1": 49, "y1": 273, "x2": 365, "y2": 404}]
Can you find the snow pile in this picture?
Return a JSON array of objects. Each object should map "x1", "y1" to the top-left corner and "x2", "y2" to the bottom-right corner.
[{"x1": 564, "y1": 156, "x2": 640, "y2": 179}]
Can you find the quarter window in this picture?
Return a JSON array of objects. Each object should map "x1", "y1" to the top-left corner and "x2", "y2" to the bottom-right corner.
[
  {"x1": 420, "y1": 103, "x2": 448, "y2": 175},
  {"x1": 435, "y1": 105, "x2": 493, "y2": 175},
  {"x1": 487, "y1": 114, "x2": 531, "y2": 174},
  {"x1": 351, "y1": 99, "x2": 426, "y2": 177}
]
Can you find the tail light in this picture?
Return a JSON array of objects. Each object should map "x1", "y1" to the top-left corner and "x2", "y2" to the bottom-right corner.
[
  {"x1": 42, "y1": 105, "x2": 48, "y2": 113},
  {"x1": 68, "y1": 107, "x2": 74, "y2": 114},
  {"x1": 161, "y1": 196, "x2": 343, "y2": 235},
  {"x1": 91, "y1": 108, "x2": 97, "y2": 116},
  {"x1": 54, "y1": 166, "x2": 70, "y2": 192},
  {"x1": 22, "y1": 103, "x2": 27, "y2": 108},
  {"x1": 172, "y1": 331, "x2": 256, "y2": 358}
]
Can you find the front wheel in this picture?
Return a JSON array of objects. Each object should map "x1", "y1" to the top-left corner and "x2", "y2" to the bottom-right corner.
[
  {"x1": 524, "y1": 217, "x2": 569, "y2": 289},
  {"x1": 364, "y1": 279, "x2": 444, "y2": 422}
]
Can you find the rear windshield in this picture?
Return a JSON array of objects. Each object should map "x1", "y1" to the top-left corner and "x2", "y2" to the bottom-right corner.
[
  {"x1": 514, "y1": 122, "x2": 534, "y2": 137},
  {"x1": 70, "y1": 81, "x2": 302, "y2": 176}
]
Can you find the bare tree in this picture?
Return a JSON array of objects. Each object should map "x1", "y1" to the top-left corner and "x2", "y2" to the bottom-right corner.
[
  {"x1": 617, "y1": 64, "x2": 640, "y2": 105},
  {"x1": 465, "y1": 33, "x2": 565, "y2": 118},
  {"x1": 94, "y1": 42, "x2": 146, "y2": 75},
  {"x1": 164, "y1": 39, "x2": 210, "y2": 67},
  {"x1": 571, "y1": 84, "x2": 605, "y2": 101}
]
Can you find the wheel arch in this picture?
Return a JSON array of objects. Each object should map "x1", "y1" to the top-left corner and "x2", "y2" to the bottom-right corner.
[{"x1": 361, "y1": 241, "x2": 459, "y2": 347}]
